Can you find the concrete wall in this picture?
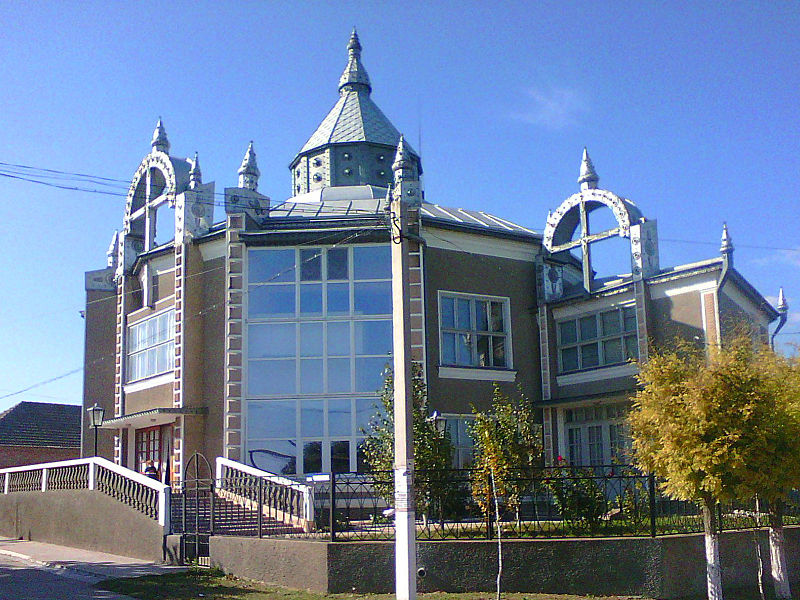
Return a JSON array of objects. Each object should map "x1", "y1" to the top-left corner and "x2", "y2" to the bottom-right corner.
[
  {"x1": 210, "y1": 528, "x2": 800, "y2": 597},
  {"x1": 0, "y1": 489, "x2": 165, "y2": 562}
]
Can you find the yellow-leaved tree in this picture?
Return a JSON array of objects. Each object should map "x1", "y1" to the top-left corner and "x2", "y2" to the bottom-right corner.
[{"x1": 629, "y1": 335, "x2": 800, "y2": 600}]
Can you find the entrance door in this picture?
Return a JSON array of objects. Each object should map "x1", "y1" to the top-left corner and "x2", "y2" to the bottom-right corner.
[{"x1": 135, "y1": 424, "x2": 173, "y2": 484}]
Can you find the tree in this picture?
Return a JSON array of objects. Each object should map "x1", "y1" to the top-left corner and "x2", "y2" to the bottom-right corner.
[
  {"x1": 629, "y1": 336, "x2": 800, "y2": 600},
  {"x1": 360, "y1": 364, "x2": 455, "y2": 522},
  {"x1": 470, "y1": 385, "x2": 543, "y2": 525}
]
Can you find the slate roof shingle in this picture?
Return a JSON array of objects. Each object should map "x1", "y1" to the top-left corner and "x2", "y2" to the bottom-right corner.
[{"x1": 0, "y1": 402, "x2": 81, "y2": 448}]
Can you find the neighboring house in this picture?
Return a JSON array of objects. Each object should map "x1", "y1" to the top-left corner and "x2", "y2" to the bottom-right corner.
[
  {"x1": 81, "y1": 30, "x2": 783, "y2": 483},
  {"x1": 0, "y1": 402, "x2": 81, "y2": 468}
]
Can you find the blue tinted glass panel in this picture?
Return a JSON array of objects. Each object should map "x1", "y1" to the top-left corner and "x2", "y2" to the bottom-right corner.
[
  {"x1": 249, "y1": 285, "x2": 295, "y2": 318},
  {"x1": 327, "y1": 282, "x2": 350, "y2": 315},
  {"x1": 456, "y1": 299, "x2": 471, "y2": 330},
  {"x1": 353, "y1": 282, "x2": 392, "y2": 315},
  {"x1": 299, "y1": 359, "x2": 324, "y2": 393},
  {"x1": 299, "y1": 323, "x2": 323, "y2": 357},
  {"x1": 440, "y1": 297, "x2": 455, "y2": 329},
  {"x1": 327, "y1": 248, "x2": 348, "y2": 280},
  {"x1": 327, "y1": 322, "x2": 350, "y2": 356},
  {"x1": 354, "y1": 320, "x2": 392, "y2": 356},
  {"x1": 353, "y1": 246, "x2": 391, "y2": 279},
  {"x1": 301, "y1": 400, "x2": 324, "y2": 437},
  {"x1": 248, "y1": 360, "x2": 296, "y2": 395},
  {"x1": 249, "y1": 250, "x2": 295, "y2": 283},
  {"x1": 442, "y1": 332, "x2": 456, "y2": 364},
  {"x1": 248, "y1": 323, "x2": 295, "y2": 358},
  {"x1": 355, "y1": 357, "x2": 389, "y2": 393},
  {"x1": 356, "y1": 398, "x2": 382, "y2": 433},
  {"x1": 247, "y1": 440, "x2": 297, "y2": 475},
  {"x1": 300, "y1": 249, "x2": 322, "y2": 281},
  {"x1": 299, "y1": 284, "x2": 322, "y2": 315},
  {"x1": 328, "y1": 399, "x2": 351, "y2": 436},
  {"x1": 247, "y1": 401, "x2": 296, "y2": 438},
  {"x1": 328, "y1": 358, "x2": 351, "y2": 392}
]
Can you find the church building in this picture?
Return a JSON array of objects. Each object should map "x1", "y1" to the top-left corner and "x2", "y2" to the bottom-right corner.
[{"x1": 82, "y1": 30, "x2": 784, "y2": 484}]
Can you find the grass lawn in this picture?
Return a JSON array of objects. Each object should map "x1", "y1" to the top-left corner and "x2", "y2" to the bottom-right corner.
[{"x1": 97, "y1": 568, "x2": 648, "y2": 600}]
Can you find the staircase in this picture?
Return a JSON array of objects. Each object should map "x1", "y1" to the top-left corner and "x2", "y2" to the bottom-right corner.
[{"x1": 171, "y1": 490, "x2": 307, "y2": 537}]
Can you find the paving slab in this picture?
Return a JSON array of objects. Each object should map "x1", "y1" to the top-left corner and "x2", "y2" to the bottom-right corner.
[{"x1": 0, "y1": 536, "x2": 185, "y2": 581}]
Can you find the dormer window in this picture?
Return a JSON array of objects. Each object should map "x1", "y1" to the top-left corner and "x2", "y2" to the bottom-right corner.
[
  {"x1": 557, "y1": 306, "x2": 638, "y2": 373},
  {"x1": 313, "y1": 174, "x2": 323, "y2": 182},
  {"x1": 377, "y1": 154, "x2": 385, "y2": 162},
  {"x1": 344, "y1": 168, "x2": 352, "y2": 176},
  {"x1": 313, "y1": 158, "x2": 323, "y2": 167},
  {"x1": 343, "y1": 152, "x2": 351, "y2": 160}
]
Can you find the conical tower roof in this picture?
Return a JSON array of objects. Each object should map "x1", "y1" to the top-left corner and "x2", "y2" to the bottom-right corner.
[{"x1": 296, "y1": 30, "x2": 413, "y2": 157}]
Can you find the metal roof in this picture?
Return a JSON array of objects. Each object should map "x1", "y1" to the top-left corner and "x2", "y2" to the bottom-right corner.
[{"x1": 299, "y1": 89, "x2": 404, "y2": 155}]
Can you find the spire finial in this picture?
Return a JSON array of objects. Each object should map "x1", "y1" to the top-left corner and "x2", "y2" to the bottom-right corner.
[
  {"x1": 578, "y1": 147, "x2": 599, "y2": 190},
  {"x1": 777, "y1": 287, "x2": 788, "y2": 313},
  {"x1": 338, "y1": 28, "x2": 371, "y2": 94},
  {"x1": 392, "y1": 135, "x2": 412, "y2": 174},
  {"x1": 238, "y1": 141, "x2": 260, "y2": 191},
  {"x1": 151, "y1": 117, "x2": 170, "y2": 154},
  {"x1": 720, "y1": 222, "x2": 734, "y2": 255},
  {"x1": 189, "y1": 152, "x2": 202, "y2": 188},
  {"x1": 106, "y1": 230, "x2": 119, "y2": 269}
]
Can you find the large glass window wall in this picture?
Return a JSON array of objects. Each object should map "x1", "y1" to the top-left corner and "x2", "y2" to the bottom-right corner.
[{"x1": 245, "y1": 244, "x2": 392, "y2": 476}]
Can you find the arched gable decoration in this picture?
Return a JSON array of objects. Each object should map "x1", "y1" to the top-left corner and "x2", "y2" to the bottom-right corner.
[
  {"x1": 543, "y1": 188, "x2": 644, "y2": 253},
  {"x1": 542, "y1": 188, "x2": 658, "y2": 295}
]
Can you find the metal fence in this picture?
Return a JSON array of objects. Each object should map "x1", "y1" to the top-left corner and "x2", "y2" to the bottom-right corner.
[{"x1": 239, "y1": 465, "x2": 800, "y2": 542}]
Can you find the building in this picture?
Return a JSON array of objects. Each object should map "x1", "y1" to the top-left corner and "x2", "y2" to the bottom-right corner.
[
  {"x1": 0, "y1": 402, "x2": 81, "y2": 468},
  {"x1": 81, "y1": 30, "x2": 783, "y2": 482}
]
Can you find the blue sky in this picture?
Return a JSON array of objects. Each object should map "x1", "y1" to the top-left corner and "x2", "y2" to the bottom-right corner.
[{"x1": 1, "y1": 1, "x2": 798, "y2": 412}]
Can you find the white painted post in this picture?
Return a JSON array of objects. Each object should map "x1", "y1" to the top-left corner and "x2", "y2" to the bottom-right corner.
[
  {"x1": 41, "y1": 468, "x2": 48, "y2": 492},
  {"x1": 88, "y1": 460, "x2": 96, "y2": 491},
  {"x1": 390, "y1": 194, "x2": 417, "y2": 600},
  {"x1": 158, "y1": 487, "x2": 170, "y2": 529},
  {"x1": 3, "y1": 472, "x2": 8, "y2": 494}
]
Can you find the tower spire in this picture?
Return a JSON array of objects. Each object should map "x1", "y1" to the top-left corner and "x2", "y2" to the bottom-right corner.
[
  {"x1": 338, "y1": 27, "x2": 371, "y2": 95},
  {"x1": 777, "y1": 287, "x2": 788, "y2": 313},
  {"x1": 151, "y1": 117, "x2": 170, "y2": 154},
  {"x1": 720, "y1": 222, "x2": 734, "y2": 254},
  {"x1": 189, "y1": 152, "x2": 202, "y2": 188},
  {"x1": 578, "y1": 147, "x2": 598, "y2": 190},
  {"x1": 238, "y1": 141, "x2": 260, "y2": 191}
]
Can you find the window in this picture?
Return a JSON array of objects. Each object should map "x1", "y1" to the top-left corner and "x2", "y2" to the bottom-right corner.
[
  {"x1": 126, "y1": 309, "x2": 175, "y2": 382},
  {"x1": 439, "y1": 293, "x2": 510, "y2": 368},
  {"x1": 246, "y1": 245, "x2": 392, "y2": 475},
  {"x1": 557, "y1": 306, "x2": 638, "y2": 373},
  {"x1": 443, "y1": 415, "x2": 475, "y2": 468},
  {"x1": 561, "y1": 402, "x2": 630, "y2": 466}
]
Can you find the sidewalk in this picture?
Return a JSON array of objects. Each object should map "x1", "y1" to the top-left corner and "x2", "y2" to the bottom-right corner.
[{"x1": 0, "y1": 536, "x2": 185, "y2": 581}]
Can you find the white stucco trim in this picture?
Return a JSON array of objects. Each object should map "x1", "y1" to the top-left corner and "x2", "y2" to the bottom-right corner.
[
  {"x1": 199, "y1": 237, "x2": 225, "y2": 261},
  {"x1": 438, "y1": 366, "x2": 517, "y2": 382},
  {"x1": 422, "y1": 226, "x2": 538, "y2": 262},
  {"x1": 552, "y1": 295, "x2": 635, "y2": 320},
  {"x1": 556, "y1": 362, "x2": 638, "y2": 386},
  {"x1": 123, "y1": 372, "x2": 174, "y2": 394},
  {"x1": 648, "y1": 275, "x2": 717, "y2": 300}
]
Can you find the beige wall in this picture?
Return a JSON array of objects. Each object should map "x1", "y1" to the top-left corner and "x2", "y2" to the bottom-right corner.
[
  {"x1": 82, "y1": 287, "x2": 117, "y2": 459},
  {"x1": 423, "y1": 245, "x2": 541, "y2": 414}
]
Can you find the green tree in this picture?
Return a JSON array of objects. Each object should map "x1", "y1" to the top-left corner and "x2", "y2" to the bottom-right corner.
[
  {"x1": 360, "y1": 364, "x2": 455, "y2": 522},
  {"x1": 470, "y1": 385, "x2": 543, "y2": 525},
  {"x1": 629, "y1": 336, "x2": 800, "y2": 600}
]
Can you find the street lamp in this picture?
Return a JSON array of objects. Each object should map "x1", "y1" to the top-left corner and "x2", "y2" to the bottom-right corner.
[{"x1": 87, "y1": 403, "x2": 105, "y2": 457}]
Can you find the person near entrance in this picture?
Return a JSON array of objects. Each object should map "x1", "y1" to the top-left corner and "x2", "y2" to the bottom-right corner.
[{"x1": 144, "y1": 460, "x2": 159, "y2": 480}]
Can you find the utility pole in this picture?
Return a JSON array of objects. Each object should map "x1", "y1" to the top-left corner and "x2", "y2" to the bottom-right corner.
[{"x1": 390, "y1": 191, "x2": 417, "y2": 600}]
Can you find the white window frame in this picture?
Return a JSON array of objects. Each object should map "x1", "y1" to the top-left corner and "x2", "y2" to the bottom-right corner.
[
  {"x1": 437, "y1": 291, "x2": 513, "y2": 371},
  {"x1": 556, "y1": 305, "x2": 638, "y2": 374},
  {"x1": 126, "y1": 308, "x2": 175, "y2": 383},
  {"x1": 559, "y1": 402, "x2": 631, "y2": 467},
  {"x1": 441, "y1": 413, "x2": 476, "y2": 469}
]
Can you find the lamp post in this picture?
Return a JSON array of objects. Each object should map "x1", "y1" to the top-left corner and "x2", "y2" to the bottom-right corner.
[{"x1": 87, "y1": 403, "x2": 105, "y2": 457}]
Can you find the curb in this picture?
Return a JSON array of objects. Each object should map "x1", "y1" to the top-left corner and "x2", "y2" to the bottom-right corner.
[{"x1": 0, "y1": 547, "x2": 104, "y2": 581}]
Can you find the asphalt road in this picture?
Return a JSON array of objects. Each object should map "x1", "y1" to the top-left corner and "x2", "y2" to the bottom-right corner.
[{"x1": 0, "y1": 552, "x2": 133, "y2": 600}]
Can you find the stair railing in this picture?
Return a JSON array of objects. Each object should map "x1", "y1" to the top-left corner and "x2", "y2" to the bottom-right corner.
[
  {"x1": 0, "y1": 457, "x2": 170, "y2": 529},
  {"x1": 215, "y1": 457, "x2": 315, "y2": 533}
]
